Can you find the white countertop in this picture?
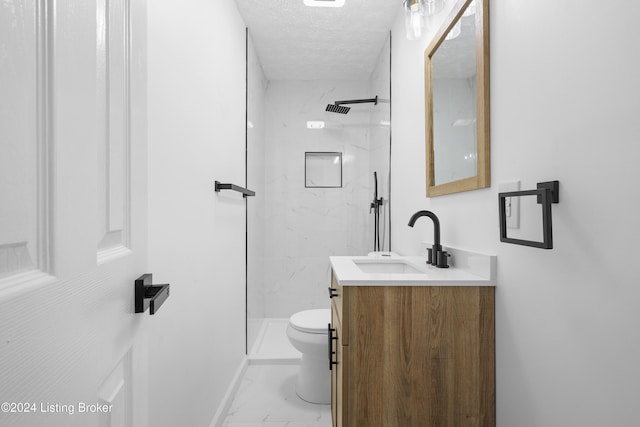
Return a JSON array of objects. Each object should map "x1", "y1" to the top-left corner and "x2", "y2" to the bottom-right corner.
[{"x1": 330, "y1": 251, "x2": 496, "y2": 286}]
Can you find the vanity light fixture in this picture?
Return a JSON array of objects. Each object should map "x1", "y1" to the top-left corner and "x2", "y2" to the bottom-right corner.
[
  {"x1": 403, "y1": 0, "x2": 445, "y2": 40},
  {"x1": 425, "y1": 0, "x2": 446, "y2": 16},
  {"x1": 303, "y1": 0, "x2": 345, "y2": 7},
  {"x1": 403, "y1": 0, "x2": 425, "y2": 40}
]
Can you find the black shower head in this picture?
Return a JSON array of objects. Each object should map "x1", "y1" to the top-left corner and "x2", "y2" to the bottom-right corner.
[
  {"x1": 325, "y1": 104, "x2": 351, "y2": 114},
  {"x1": 325, "y1": 96, "x2": 378, "y2": 114}
]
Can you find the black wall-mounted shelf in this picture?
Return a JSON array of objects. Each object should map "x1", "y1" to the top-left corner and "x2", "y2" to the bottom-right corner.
[
  {"x1": 214, "y1": 181, "x2": 255, "y2": 197},
  {"x1": 499, "y1": 180, "x2": 559, "y2": 249},
  {"x1": 135, "y1": 274, "x2": 170, "y2": 315}
]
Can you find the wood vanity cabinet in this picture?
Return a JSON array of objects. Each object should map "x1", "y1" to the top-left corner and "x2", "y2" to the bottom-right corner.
[{"x1": 329, "y1": 271, "x2": 495, "y2": 427}]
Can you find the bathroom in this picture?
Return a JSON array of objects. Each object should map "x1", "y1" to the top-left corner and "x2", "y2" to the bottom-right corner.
[{"x1": 0, "y1": 0, "x2": 639, "y2": 426}]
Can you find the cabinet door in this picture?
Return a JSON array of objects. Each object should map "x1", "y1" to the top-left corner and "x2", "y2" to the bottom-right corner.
[
  {"x1": 336, "y1": 327, "x2": 347, "y2": 427},
  {"x1": 331, "y1": 306, "x2": 347, "y2": 427},
  {"x1": 330, "y1": 308, "x2": 339, "y2": 427}
]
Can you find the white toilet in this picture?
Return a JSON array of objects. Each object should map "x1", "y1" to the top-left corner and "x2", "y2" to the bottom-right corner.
[{"x1": 286, "y1": 308, "x2": 331, "y2": 404}]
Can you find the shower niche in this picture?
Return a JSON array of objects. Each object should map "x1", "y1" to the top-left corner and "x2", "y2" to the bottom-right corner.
[{"x1": 305, "y1": 152, "x2": 343, "y2": 188}]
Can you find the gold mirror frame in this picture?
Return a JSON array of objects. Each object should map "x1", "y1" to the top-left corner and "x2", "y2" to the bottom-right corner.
[{"x1": 425, "y1": 0, "x2": 490, "y2": 197}]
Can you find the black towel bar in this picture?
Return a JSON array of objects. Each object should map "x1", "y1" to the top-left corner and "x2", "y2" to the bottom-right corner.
[
  {"x1": 498, "y1": 181, "x2": 559, "y2": 249},
  {"x1": 214, "y1": 181, "x2": 255, "y2": 197}
]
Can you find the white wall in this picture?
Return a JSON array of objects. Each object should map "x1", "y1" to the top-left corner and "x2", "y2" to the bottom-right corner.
[
  {"x1": 262, "y1": 80, "x2": 371, "y2": 317},
  {"x1": 147, "y1": 1, "x2": 247, "y2": 426},
  {"x1": 391, "y1": 0, "x2": 640, "y2": 425}
]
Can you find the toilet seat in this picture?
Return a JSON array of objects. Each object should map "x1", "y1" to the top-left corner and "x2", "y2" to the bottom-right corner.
[{"x1": 289, "y1": 309, "x2": 330, "y2": 334}]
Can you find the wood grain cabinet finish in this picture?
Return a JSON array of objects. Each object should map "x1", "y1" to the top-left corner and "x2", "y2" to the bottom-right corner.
[{"x1": 330, "y1": 272, "x2": 495, "y2": 427}]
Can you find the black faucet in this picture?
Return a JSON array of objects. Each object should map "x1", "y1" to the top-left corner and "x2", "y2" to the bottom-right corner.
[{"x1": 407, "y1": 210, "x2": 449, "y2": 268}]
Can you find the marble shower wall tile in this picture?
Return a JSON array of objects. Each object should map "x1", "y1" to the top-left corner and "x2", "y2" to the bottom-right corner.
[{"x1": 264, "y1": 256, "x2": 334, "y2": 315}]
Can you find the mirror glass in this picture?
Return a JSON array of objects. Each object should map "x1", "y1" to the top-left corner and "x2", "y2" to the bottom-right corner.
[
  {"x1": 425, "y1": 0, "x2": 489, "y2": 197},
  {"x1": 432, "y1": 5, "x2": 477, "y2": 185}
]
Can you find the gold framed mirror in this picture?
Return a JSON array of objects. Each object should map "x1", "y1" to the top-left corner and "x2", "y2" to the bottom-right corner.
[{"x1": 425, "y1": 0, "x2": 489, "y2": 197}]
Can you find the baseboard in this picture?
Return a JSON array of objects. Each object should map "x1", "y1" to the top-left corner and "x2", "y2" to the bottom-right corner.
[{"x1": 208, "y1": 355, "x2": 248, "y2": 427}]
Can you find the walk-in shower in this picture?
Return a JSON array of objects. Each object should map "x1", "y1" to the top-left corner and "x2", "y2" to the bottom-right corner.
[{"x1": 246, "y1": 34, "x2": 392, "y2": 360}]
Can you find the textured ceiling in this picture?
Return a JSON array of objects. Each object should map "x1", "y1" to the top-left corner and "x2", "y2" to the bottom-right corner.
[{"x1": 234, "y1": 0, "x2": 401, "y2": 80}]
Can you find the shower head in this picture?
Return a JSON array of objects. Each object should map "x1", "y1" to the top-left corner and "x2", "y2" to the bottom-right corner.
[
  {"x1": 325, "y1": 103, "x2": 351, "y2": 114},
  {"x1": 325, "y1": 96, "x2": 378, "y2": 114}
]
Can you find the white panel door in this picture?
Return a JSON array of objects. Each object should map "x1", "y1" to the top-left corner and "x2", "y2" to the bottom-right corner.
[{"x1": 0, "y1": 0, "x2": 149, "y2": 426}]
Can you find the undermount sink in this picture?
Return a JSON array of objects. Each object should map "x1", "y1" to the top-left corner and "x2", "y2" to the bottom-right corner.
[{"x1": 353, "y1": 259, "x2": 426, "y2": 275}]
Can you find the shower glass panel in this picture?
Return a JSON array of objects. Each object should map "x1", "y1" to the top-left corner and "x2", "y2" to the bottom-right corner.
[
  {"x1": 246, "y1": 32, "x2": 267, "y2": 353},
  {"x1": 246, "y1": 32, "x2": 391, "y2": 356}
]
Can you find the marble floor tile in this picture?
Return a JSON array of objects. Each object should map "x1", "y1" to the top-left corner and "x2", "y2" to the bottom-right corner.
[{"x1": 222, "y1": 365, "x2": 331, "y2": 427}]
